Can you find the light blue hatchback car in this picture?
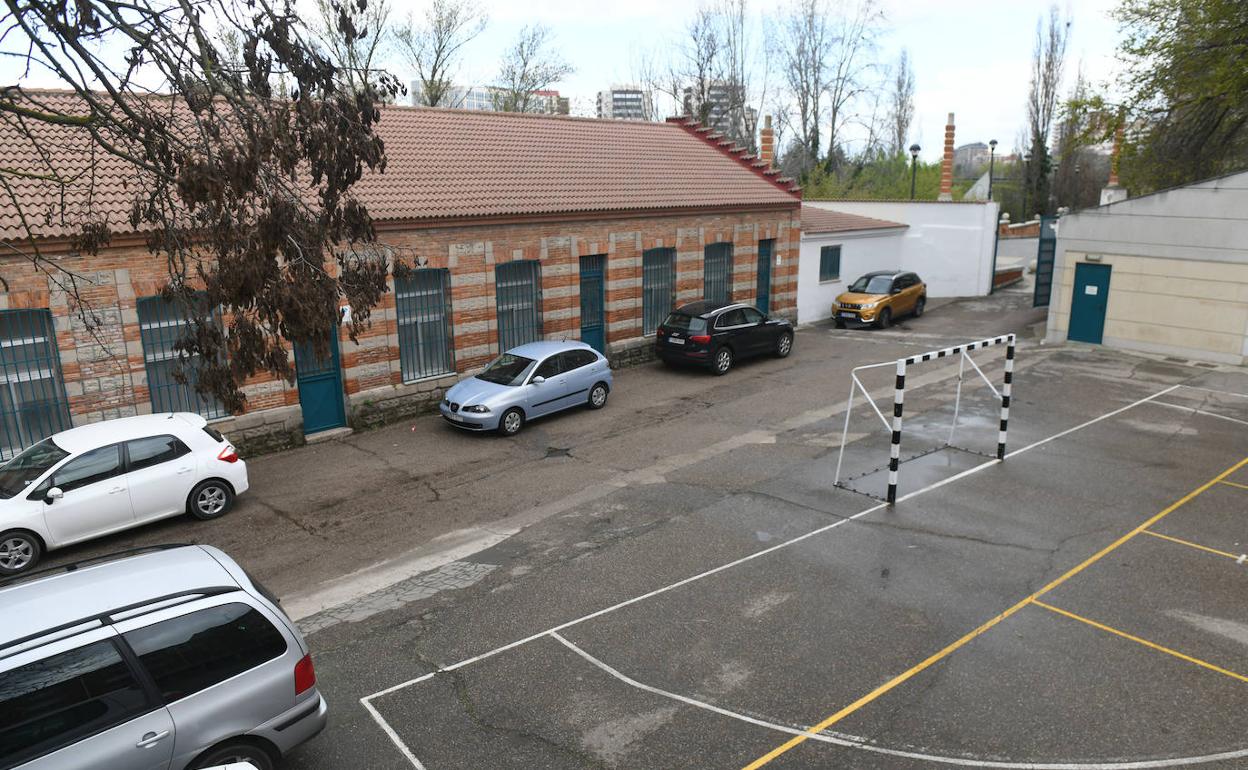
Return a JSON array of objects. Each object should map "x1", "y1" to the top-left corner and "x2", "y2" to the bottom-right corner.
[{"x1": 440, "y1": 341, "x2": 613, "y2": 435}]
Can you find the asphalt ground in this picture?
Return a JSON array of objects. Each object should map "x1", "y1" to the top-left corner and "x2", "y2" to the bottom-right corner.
[
  {"x1": 344, "y1": 372, "x2": 1248, "y2": 770},
  {"x1": 40, "y1": 290, "x2": 1248, "y2": 769}
]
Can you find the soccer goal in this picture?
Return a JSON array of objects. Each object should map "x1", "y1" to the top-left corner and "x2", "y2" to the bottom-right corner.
[{"x1": 833, "y1": 334, "x2": 1016, "y2": 504}]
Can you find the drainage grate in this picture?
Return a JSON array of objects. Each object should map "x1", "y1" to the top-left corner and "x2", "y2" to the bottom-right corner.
[{"x1": 544, "y1": 446, "x2": 572, "y2": 458}]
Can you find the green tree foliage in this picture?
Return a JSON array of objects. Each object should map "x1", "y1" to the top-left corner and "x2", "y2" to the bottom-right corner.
[
  {"x1": 1116, "y1": 0, "x2": 1248, "y2": 191},
  {"x1": 801, "y1": 151, "x2": 951, "y2": 200}
]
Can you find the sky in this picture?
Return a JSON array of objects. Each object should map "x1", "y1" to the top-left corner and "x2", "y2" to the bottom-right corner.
[
  {"x1": 392, "y1": 0, "x2": 1124, "y2": 161},
  {"x1": 3, "y1": 0, "x2": 1125, "y2": 162}
]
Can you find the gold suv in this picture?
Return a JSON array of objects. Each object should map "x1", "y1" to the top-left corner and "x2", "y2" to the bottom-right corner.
[{"x1": 834, "y1": 271, "x2": 927, "y2": 329}]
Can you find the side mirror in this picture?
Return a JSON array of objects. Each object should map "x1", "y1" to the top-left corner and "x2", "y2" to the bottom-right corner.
[
  {"x1": 45, "y1": 487, "x2": 63, "y2": 504},
  {"x1": 531, "y1": 376, "x2": 546, "y2": 385}
]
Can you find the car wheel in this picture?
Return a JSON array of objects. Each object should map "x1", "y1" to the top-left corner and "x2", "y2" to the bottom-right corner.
[
  {"x1": 876, "y1": 308, "x2": 892, "y2": 330},
  {"x1": 587, "y1": 382, "x2": 609, "y2": 410},
  {"x1": 498, "y1": 407, "x2": 525, "y2": 436},
  {"x1": 913, "y1": 297, "x2": 926, "y2": 318},
  {"x1": 713, "y1": 347, "x2": 733, "y2": 376},
  {"x1": 188, "y1": 480, "x2": 234, "y2": 521},
  {"x1": 192, "y1": 741, "x2": 275, "y2": 770},
  {"x1": 0, "y1": 530, "x2": 41, "y2": 575},
  {"x1": 775, "y1": 332, "x2": 793, "y2": 358}
]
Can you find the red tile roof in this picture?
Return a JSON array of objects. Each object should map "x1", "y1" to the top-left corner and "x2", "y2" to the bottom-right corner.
[
  {"x1": 800, "y1": 205, "x2": 907, "y2": 234},
  {"x1": 0, "y1": 91, "x2": 801, "y2": 243}
]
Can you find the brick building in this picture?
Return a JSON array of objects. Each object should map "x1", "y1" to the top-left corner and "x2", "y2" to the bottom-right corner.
[{"x1": 0, "y1": 98, "x2": 800, "y2": 455}]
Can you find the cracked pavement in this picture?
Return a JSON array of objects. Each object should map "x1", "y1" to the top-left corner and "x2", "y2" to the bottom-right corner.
[{"x1": 42, "y1": 290, "x2": 1248, "y2": 769}]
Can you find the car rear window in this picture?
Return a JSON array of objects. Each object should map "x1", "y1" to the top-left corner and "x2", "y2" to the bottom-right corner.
[
  {"x1": 123, "y1": 603, "x2": 287, "y2": 702},
  {"x1": 662, "y1": 313, "x2": 707, "y2": 333}
]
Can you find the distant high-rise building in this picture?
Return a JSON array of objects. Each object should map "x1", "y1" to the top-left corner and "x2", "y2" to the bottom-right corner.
[
  {"x1": 596, "y1": 86, "x2": 653, "y2": 121},
  {"x1": 682, "y1": 81, "x2": 752, "y2": 145},
  {"x1": 411, "y1": 82, "x2": 568, "y2": 115}
]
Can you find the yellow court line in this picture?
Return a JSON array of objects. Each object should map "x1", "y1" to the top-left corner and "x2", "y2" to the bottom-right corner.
[
  {"x1": 1141, "y1": 529, "x2": 1243, "y2": 561},
  {"x1": 1219, "y1": 480, "x2": 1248, "y2": 492},
  {"x1": 1031, "y1": 599, "x2": 1248, "y2": 684},
  {"x1": 739, "y1": 455, "x2": 1248, "y2": 770}
]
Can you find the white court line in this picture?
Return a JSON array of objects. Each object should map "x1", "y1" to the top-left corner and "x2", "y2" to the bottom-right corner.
[
  {"x1": 1178, "y1": 384, "x2": 1248, "y2": 400},
  {"x1": 1145, "y1": 399, "x2": 1248, "y2": 428},
  {"x1": 358, "y1": 380, "x2": 1191, "y2": 764},
  {"x1": 549, "y1": 632, "x2": 1248, "y2": 770}
]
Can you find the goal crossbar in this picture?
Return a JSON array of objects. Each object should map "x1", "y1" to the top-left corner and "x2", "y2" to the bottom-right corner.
[{"x1": 833, "y1": 333, "x2": 1016, "y2": 504}]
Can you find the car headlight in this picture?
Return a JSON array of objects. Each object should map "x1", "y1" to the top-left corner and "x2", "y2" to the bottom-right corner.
[
  {"x1": 862, "y1": 302, "x2": 877, "y2": 310},
  {"x1": 462, "y1": 404, "x2": 490, "y2": 414}
]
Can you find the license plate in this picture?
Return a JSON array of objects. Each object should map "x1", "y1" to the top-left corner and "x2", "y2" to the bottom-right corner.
[
  {"x1": 839, "y1": 312, "x2": 857, "y2": 319},
  {"x1": 449, "y1": 413, "x2": 463, "y2": 422},
  {"x1": 668, "y1": 337, "x2": 685, "y2": 345}
]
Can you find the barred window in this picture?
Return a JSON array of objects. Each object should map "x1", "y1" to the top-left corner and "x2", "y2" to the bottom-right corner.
[
  {"x1": 704, "y1": 243, "x2": 732, "y2": 304},
  {"x1": 819, "y1": 245, "x2": 842, "y2": 282},
  {"x1": 137, "y1": 295, "x2": 227, "y2": 419},
  {"x1": 495, "y1": 261, "x2": 543, "y2": 351},
  {"x1": 395, "y1": 269, "x2": 454, "y2": 381},
  {"x1": 642, "y1": 248, "x2": 676, "y2": 335},
  {"x1": 0, "y1": 309, "x2": 71, "y2": 460}
]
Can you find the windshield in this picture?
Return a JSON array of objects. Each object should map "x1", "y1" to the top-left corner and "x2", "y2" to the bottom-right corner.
[
  {"x1": 662, "y1": 313, "x2": 708, "y2": 333},
  {"x1": 850, "y1": 275, "x2": 895, "y2": 295},
  {"x1": 0, "y1": 439, "x2": 69, "y2": 499},
  {"x1": 476, "y1": 353, "x2": 536, "y2": 386}
]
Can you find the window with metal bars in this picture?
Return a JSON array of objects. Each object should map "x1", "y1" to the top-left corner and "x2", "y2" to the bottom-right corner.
[
  {"x1": 395, "y1": 268, "x2": 454, "y2": 381},
  {"x1": 703, "y1": 243, "x2": 733, "y2": 304},
  {"x1": 0, "y1": 309, "x2": 71, "y2": 460},
  {"x1": 642, "y1": 248, "x2": 676, "y2": 335},
  {"x1": 819, "y1": 245, "x2": 842, "y2": 282},
  {"x1": 495, "y1": 261, "x2": 543, "y2": 351},
  {"x1": 137, "y1": 295, "x2": 227, "y2": 419}
]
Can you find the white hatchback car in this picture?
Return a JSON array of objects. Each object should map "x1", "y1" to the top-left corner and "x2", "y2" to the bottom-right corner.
[{"x1": 0, "y1": 413, "x2": 249, "y2": 575}]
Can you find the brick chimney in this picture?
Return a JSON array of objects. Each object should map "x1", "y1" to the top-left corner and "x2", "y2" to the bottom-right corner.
[
  {"x1": 1100, "y1": 122, "x2": 1128, "y2": 206},
  {"x1": 938, "y1": 112, "x2": 955, "y2": 201},
  {"x1": 759, "y1": 115, "x2": 775, "y2": 168}
]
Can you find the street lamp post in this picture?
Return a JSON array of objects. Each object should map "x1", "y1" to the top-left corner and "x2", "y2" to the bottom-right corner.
[
  {"x1": 909, "y1": 143, "x2": 921, "y2": 199},
  {"x1": 1022, "y1": 151, "x2": 1032, "y2": 220},
  {"x1": 987, "y1": 139, "x2": 998, "y2": 201}
]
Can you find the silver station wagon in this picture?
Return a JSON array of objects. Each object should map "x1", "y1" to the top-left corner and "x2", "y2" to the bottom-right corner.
[
  {"x1": 440, "y1": 341, "x2": 613, "y2": 435},
  {"x1": 0, "y1": 545, "x2": 326, "y2": 770}
]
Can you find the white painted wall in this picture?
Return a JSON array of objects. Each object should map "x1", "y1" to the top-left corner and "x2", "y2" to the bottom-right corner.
[
  {"x1": 805, "y1": 200, "x2": 1000, "y2": 298},
  {"x1": 797, "y1": 229, "x2": 906, "y2": 324},
  {"x1": 997, "y1": 236, "x2": 1038, "y2": 266},
  {"x1": 1045, "y1": 170, "x2": 1248, "y2": 364}
]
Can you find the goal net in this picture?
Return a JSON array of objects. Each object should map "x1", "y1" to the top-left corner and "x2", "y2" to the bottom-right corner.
[{"x1": 832, "y1": 334, "x2": 1016, "y2": 504}]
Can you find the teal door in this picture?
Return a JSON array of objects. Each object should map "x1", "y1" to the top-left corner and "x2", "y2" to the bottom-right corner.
[
  {"x1": 1068, "y1": 263, "x2": 1111, "y2": 344},
  {"x1": 294, "y1": 334, "x2": 346, "y2": 434},
  {"x1": 756, "y1": 239, "x2": 773, "y2": 313},
  {"x1": 579, "y1": 255, "x2": 606, "y2": 353}
]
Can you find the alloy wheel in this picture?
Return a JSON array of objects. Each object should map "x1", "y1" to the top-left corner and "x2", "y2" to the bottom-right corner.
[
  {"x1": 197, "y1": 486, "x2": 227, "y2": 516},
  {"x1": 591, "y1": 386, "x2": 607, "y2": 407},
  {"x1": 503, "y1": 411, "x2": 522, "y2": 434},
  {"x1": 778, "y1": 334, "x2": 792, "y2": 356},
  {"x1": 0, "y1": 536, "x2": 33, "y2": 571},
  {"x1": 716, "y1": 349, "x2": 732, "y2": 373}
]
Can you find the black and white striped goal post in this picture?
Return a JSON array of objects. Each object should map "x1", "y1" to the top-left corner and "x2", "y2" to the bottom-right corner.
[{"x1": 833, "y1": 333, "x2": 1016, "y2": 505}]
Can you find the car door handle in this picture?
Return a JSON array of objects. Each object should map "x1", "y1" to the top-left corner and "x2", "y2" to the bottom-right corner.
[
  {"x1": 108, "y1": 486, "x2": 126, "y2": 495},
  {"x1": 176, "y1": 466, "x2": 193, "y2": 475},
  {"x1": 136, "y1": 730, "x2": 170, "y2": 748}
]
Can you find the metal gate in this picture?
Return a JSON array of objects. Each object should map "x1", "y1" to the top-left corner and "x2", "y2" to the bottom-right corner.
[
  {"x1": 704, "y1": 243, "x2": 732, "y2": 304},
  {"x1": 0, "y1": 309, "x2": 71, "y2": 459},
  {"x1": 642, "y1": 248, "x2": 676, "y2": 335},
  {"x1": 294, "y1": 333, "x2": 346, "y2": 434},
  {"x1": 579, "y1": 255, "x2": 606, "y2": 353},
  {"x1": 756, "y1": 239, "x2": 773, "y2": 313},
  {"x1": 496, "y1": 260, "x2": 543, "y2": 351},
  {"x1": 1033, "y1": 216, "x2": 1058, "y2": 307}
]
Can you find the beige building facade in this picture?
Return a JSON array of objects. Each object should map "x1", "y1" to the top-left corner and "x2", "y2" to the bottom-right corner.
[{"x1": 1045, "y1": 171, "x2": 1248, "y2": 365}]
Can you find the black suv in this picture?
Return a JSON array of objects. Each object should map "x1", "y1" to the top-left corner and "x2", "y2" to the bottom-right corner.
[{"x1": 655, "y1": 301, "x2": 794, "y2": 375}]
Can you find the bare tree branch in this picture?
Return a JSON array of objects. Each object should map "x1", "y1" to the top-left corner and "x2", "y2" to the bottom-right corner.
[{"x1": 395, "y1": 0, "x2": 486, "y2": 107}]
